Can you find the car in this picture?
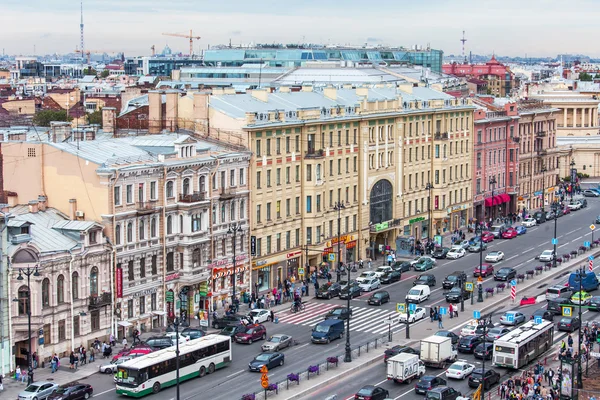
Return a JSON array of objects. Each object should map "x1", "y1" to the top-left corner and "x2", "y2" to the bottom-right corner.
[
  {"x1": 485, "y1": 251, "x2": 504, "y2": 262},
  {"x1": 457, "y1": 240, "x2": 471, "y2": 249},
  {"x1": 414, "y1": 258, "x2": 435, "y2": 271},
  {"x1": 164, "y1": 331, "x2": 188, "y2": 345},
  {"x1": 446, "y1": 361, "x2": 475, "y2": 380},
  {"x1": 562, "y1": 206, "x2": 571, "y2": 215},
  {"x1": 596, "y1": 215, "x2": 600, "y2": 224},
  {"x1": 425, "y1": 387, "x2": 462, "y2": 400},
  {"x1": 47, "y1": 383, "x2": 93, "y2": 400},
  {"x1": 112, "y1": 344, "x2": 153, "y2": 362},
  {"x1": 354, "y1": 385, "x2": 389, "y2": 400},
  {"x1": 571, "y1": 291, "x2": 592, "y2": 305},
  {"x1": 589, "y1": 296, "x2": 600, "y2": 311},
  {"x1": 17, "y1": 381, "x2": 60, "y2": 400},
  {"x1": 531, "y1": 308, "x2": 554, "y2": 321},
  {"x1": 356, "y1": 271, "x2": 377, "y2": 283},
  {"x1": 432, "y1": 247, "x2": 451, "y2": 258},
  {"x1": 220, "y1": 324, "x2": 247, "y2": 337},
  {"x1": 494, "y1": 267, "x2": 516, "y2": 281},
  {"x1": 500, "y1": 311, "x2": 526, "y2": 326},
  {"x1": 181, "y1": 327, "x2": 204, "y2": 340},
  {"x1": 568, "y1": 201, "x2": 582, "y2": 210},
  {"x1": 468, "y1": 241, "x2": 487, "y2": 253},
  {"x1": 515, "y1": 226, "x2": 527, "y2": 235},
  {"x1": 383, "y1": 345, "x2": 419, "y2": 363},
  {"x1": 248, "y1": 352, "x2": 285, "y2": 371},
  {"x1": 537, "y1": 249, "x2": 555, "y2": 262},
  {"x1": 533, "y1": 211, "x2": 547, "y2": 223},
  {"x1": 489, "y1": 224, "x2": 507, "y2": 238},
  {"x1": 481, "y1": 232, "x2": 495, "y2": 243},
  {"x1": 234, "y1": 324, "x2": 267, "y2": 344},
  {"x1": 398, "y1": 307, "x2": 426, "y2": 323},
  {"x1": 316, "y1": 282, "x2": 343, "y2": 299},
  {"x1": 339, "y1": 285, "x2": 362, "y2": 299},
  {"x1": 446, "y1": 246, "x2": 466, "y2": 259},
  {"x1": 555, "y1": 208, "x2": 564, "y2": 218},
  {"x1": 545, "y1": 211, "x2": 555, "y2": 221},
  {"x1": 358, "y1": 277, "x2": 381, "y2": 292},
  {"x1": 435, "y1": 330, "x2": 460, "y2": 345},
  {"x1": 576, "y1": 198, "x2": 588, "y2": 208},
  {"x1": 410, "y1": 255, "x2": 438, "y2": 267},
  {"x1": 324, "y1": 307, "x2": 353, "y2": 320},
  {"x1": 145, "y1": 336, "x2": 175, "y2": 350},
  {"x1": 415, "y1": 376, "x2": 447, "y2": 394},
  {"x1": 413, "y1": 274, "x2": 436, "y2": 286},
  {"x1": 212, "y1": 313, "x2": 248, "y2": 329},
  {"x1": 474, "y1": 342, "x2": 494, "y2": 360},
  {"x1": 368, "y1": 290, "x2": 390, "y2": 305},
  {"x1": 262, "y1": 334, "x2": 293, "y2": 352},
  {"x1": 522, "y1": 218, "x2": 537, "y2": 227},
  {"x1": 373, "y1": 266, "x2": 393, "y2": 278},
  {"x1": 248, "y1": 309, "x2": 272, "y2": 324},
  {"x1": 558, "y1": 317, "x2": 581, "y2": 332},
  {"x1": 485, "y1": 327, "x2": 511, "y2": 341},
  {"x1": 458, "y1": 335, "x2": 483, "y2": 353},
  {"x1": 473, "y1": 264, "x2": 494, "y2": 277},
  {"x1": 380, "y1": 270, "x2": 402, "y2": 284},
  {"x1": 445, "y1": 287, "x2": 470, "y2": 302},
  {"x1": 443, "y1": 271, "x2": 468, "y2": 289},
  {"x1": 99, "y1": 356, "x2": 133, "y2": 373},
  {"x1": 468, "y1": 368, "x2": 501, "y2": 389},
  {"x1": 502, "y1": 228, "x2": 518, "y2": 239},
  {"x1": 583, "y1": 189, "x2": 599, "y2": 197},
  {"x1": 392, "y1": 261, "x2": 412, "y2": 273}
]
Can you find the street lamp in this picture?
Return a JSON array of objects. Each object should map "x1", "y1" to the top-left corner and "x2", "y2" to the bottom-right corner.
[
  {"x1": 426, "y1": 182, "x2": 434, "y2": 244},
  {"x1": 489, "y1": 176, "x2": 497, "y2": 221},
  {"x1": 570, "y1": 158, "x2": 576, "y2": 202},
  {"x1": 334, "y1": 202, "x2": 352, "y2": 363},
  {"x1": 334, "y1": 202, "x2": 345, "y2": 283},
  {"x1": 173, "y1": 316, "x2": 181, "y2": 400},
  {"x1": 14, "y1": 266, "x2": 40, "y2": 385},
  {"x1": 552, "y1": 202, "x2": 558, "y2": 269},
  {"x1": 478, "y1": 314, "x2": 493, "y2": 400},
  {"x1": 541, "y1": 164, "x2": 547, "y2": 212},
  {"x1": 577, "y1": 264, "x2": 584, "y2": 393},
  {"x1": 227, "y1": 223, "x2": 241, "y2": 312}
]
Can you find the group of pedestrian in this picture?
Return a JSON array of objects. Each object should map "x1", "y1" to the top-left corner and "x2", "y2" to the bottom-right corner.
[{"x1": 429, "y1": 307, "x2": 444, "y2": 328}]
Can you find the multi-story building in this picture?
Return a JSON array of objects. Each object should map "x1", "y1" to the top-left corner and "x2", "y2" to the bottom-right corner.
[
  {"x1": 204, "y1": 84, "x2": 473, "y2": 290},
  {"x1": 443, "y1": 56, "x2": 514, "y2": 97},
  {"x1": 516, "y1": 100, "x2": 560, "y2": 212},
  {"x1": 3, "y1": 132, "x2": 251, "y2": 339},
  {"x1": 472, "y1": 102, "x2": 520, "y2": 221}
]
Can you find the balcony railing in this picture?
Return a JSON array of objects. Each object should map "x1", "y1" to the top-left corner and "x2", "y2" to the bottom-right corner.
[
  {"x1": 305, "y1": 149, "x2": 325, "y2": 159},
  {"x1": 434, "y1": 132, "x2": 449, "y2": 140},
  {"x1": 136, "y1": 201, "x2": 157, "y2": 215},
  {"x1": 179, "y1": 192, "x2": 206, "y2": 203},
  {"x1": 535, "y1": 131, "x2": 546, "y2": 137},
  {"x1": 88, "y1": 292, "x2": 111, "y2": 310},
  {"x1": 219, "y1": 187, "x2": 236, "y2": 200}
]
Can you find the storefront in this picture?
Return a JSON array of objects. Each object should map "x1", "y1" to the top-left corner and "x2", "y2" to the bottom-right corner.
[
  {"x1": 484, "y1": 193, "x2": 510, "y2": 220},
  {"x1": 252, "y1": 252, "x2": 301, "y2": 294},
  {"x1": 403, "y1": 216, "x2": 427, "y2": 240},
  {"x1": 211, "y1": 262, "x2": 250, "y2": 307},
  {"x1": 446, "y1": 203, "x2": 470, "y2": 231},
  {"x1": 369, "y1": 219, "x2": 402, "y2": 260}
]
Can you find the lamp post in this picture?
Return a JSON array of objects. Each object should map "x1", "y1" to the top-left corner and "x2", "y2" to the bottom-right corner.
[
  {"x1": 552, "y1": 202, "x2": 558, "y2": 269},
  {"x1": 426, "y1": 182, "x2": 434, "y2": 244},
  {"x1": 173, "y1": 315, "x2": 181, "y2": 400},
  {"x1": 15, "y1": 266, "x2": 40, "y2": 385},
  {"x1": 334, "y1": 202, "x2": 345, "y2": 283},
  {"x1": 334, "y1": 202, "x2": 352, "y2": 363},
  {"x1": 479, "y1": 314, "x2": 493, "y2": 400},
  {"x1": 541, "y1": 164, "x2": 547, "y2": 212},
  {"x1": 570, "y1": 158, "x2": 576, "y2": 201},
  {"x1": 227, "y1": 223, "x2": 241, "y2": 312},
  {"x1": 577, "y1": 264, "x2": 583, "y2": 393},
  {"x1": 489, "y1": 176, "x2": 497, "y2": 221},
  {"x1": 405, "y1": 300, "x2": 410, "y2": 340}
]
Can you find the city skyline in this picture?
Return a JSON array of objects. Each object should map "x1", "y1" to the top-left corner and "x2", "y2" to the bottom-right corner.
[{"x1": 2, "y1": 0, "x2": 600, "y2": 58}]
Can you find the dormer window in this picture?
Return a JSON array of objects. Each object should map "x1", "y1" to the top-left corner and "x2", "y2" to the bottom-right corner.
[
  {"x1": 20, "y1": 226, "x2": 29, "y2": 235},
  {"x1": 89, "y1": 230, "x2": 97, "y2": 244}
]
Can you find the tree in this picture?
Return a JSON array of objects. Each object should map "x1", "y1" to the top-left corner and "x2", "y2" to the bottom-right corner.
[
  {"x1": 87, "y1": 110, "x2": 102, "y2": 125},
  {"x1": 100, "y1": 69, "x2": 110, "y2": 78},
  {"x1": 83, "y1": 67, "x2": 97, "y2": 76},
  {"x1": 32, "y1": 110, "x2": 72, "y2": 127},
  {"x1": 579, "y1": 72, "x2": 593, "y2": 81}
]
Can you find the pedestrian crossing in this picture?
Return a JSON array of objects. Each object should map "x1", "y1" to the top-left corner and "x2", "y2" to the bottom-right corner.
[{"x1": 275, "y1": 302, "x2": 407, "y2": 335}]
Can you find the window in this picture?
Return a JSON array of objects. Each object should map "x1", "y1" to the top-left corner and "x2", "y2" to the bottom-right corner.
[
  {"x1": 276, "y1": 200, "x2": 281, "y2": 218},
  {"x1": 239, "y1": 200, "x2": 245, "y2": 219},
  {"x1": 126, "y1": 184, "x2": 133, "y2": 203},
  {"x1": 128, "y1": 260, "x2": 134, "y2": 281},
  {"x1": 151, "y1": 255, "x2": 158, "y2": 275},
  {"x1": 307, "y1": 227, "x2": 312, "y2": 244},
  {"x1": 167, "y1": 252, "x2": 174, "y2": 272},
  {"x1": 151, "y1": 293, "x2": 157, "y2": 311},
  {"x1": 266, "y1": 236, "x2": 272, "y2": 254},
  {"x1": 221, "y1": 204, "x2": 226, "y2": 222},
  {"x1": 18, "y1": 286, "x2": 29, "y2": 315},
  {"x1": 295, "y1": 197, "x2": 300, "y2": 214},
  {"x1": 150, "y1": 181, "x2": 157, "y2": 200},
  {"x1": 435, "y1": 144, "x2": 440, "y2": 158},
  {"x1": 256, "y1": 171, "x2": 261, "y2": 189},
  {"x1": 89, "y1": 230, "x2": 97, "y2": 244},
  {"x1": 42, "y1": 278, "x2": 50, "y2": 308},
  {"x1": 256, "y1": 204, "x2": 261, "y2": 223},
  {"x1": 151, "y1": 217, "x2": 157, "y2": 237},
  {"x1": 306, "y1": 196, "x2": 312, "y2": 213},
  {"x1": 266, "y1": 138, "x2": 271, "y2": 156},
  {"x1": 255, "y1": 139, "x2": 261, "y2": 156},
  {"x1": 266, "y1": 202, "x2": 272, "y2": 220},
  {"x1": 509, "y1": 149, "x2": 514, "y2": 162},
  {"x1": 266, "y1": 170, "x2": 271, "y2": 187},
  {"x1": 316, "y1": 195, "x2": 321, "y2": 212},
  {"x1": 127, "y1": 300, "x2": 133, "y2": 319},
  {"x1": 114, "y1": 186, "x2": 121, "y2": 206},
  {"x1": 286, "y1": 136, "x2": 290, "y2": 153},
  {"x1": 167, "y1": 215, "x2": 173, "y2": 234},
  {"x1": 276, "y1": 137, "x2": 281, "y2": 154},
  {"x1": 230, "y1": 169, "x2": 235, "y2": 186},
  {"x1": 58, "y1": 320, "x2": 66, "y2": 341},
  {"x1": 127, "y1": 222, "x2": 133, "y2": 242},
  {"x1": 183, "y1": 178, "x2": 190, "y2": 195},
  {"x1": 435, "y1": 170, "x2": 439, "y2": 184},
  {"x1": 57, "y1": 275, "x2": 65, "y2": 304},
  {"x1": 353, "y1": 156, "x2": 357, "y2": 172},
  {"x1": 221, "y1": 171, "x2": 226, "y2": 188},
  {"x1": 140, "y1": 258, "x2": 146, "y2": 278},
  {"x1": 73, "y1": 315, "x2": 80, "y2": 337},
  {"x1": 91, "y1": 310, "x2": 100, "y2": 331},
  {"x1": 276, "y1": 168, "x2": 281, "y2": 185},
  {"x1": 139, "y1": 295, "x2": 146, "y2": 315},
  {"x1": 89, "y1": 265, "x2": 99, "y2": 297},
  {"x1": 72, "y1": 272, "x2": 79, "y2": 299},
  {"x1": 166, "y1": 181, "x2": 174, "y2": 198},
  {"x1": 139, "y1": 219, "x2": 145, "y2": 240},
  {"x1": 239, "y1": 168, "x2": 245, "y2": 185}
]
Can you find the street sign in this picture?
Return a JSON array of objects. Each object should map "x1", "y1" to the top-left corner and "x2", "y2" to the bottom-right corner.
[
  {"x1": 505, "y1": 314, "x2": 515, "y2": 323},
  {"x1": 409, "y1": 303, "x2": 417, "y2": 311},
  {"x1": 590, "y1": 258, "x2": 595, "y2": 273},
  {"x1": 562, "y1": 306, "x2": 573, "y2": 317},
  {"x1": 477, "y1": 276, "x2": 483, "y2": 283},
  {"x1": 261, "y1": 365, "x2": 269, "y2": 388},
  {"x1": 439, "y1": 307, "x2": 447, "y2": 315},
  {"x1": 534, "y1": 316, "x2": 543, "y2": 325},
  {"x1": 384, "y1": 317, "x2": 399, "y2": 324},
  {"x1": 465, "y1": 282, "x2": 474, "y2": 292},
  {"x1": 552, "y1": 238, "x2": 558, "y2": 245},
  {"x1": 473, "y1": 310, "x2": 481, "y2": 319},
  {"x1": 510, "y1": 279, "x2": 517, "y2": 286},
  {"x1": 510, "y1": 285, "x2": 517, "y2": 301},
  {"x1": 589, "y1": 255, "x2": 595, "y2": 261},
  {"x1": 298, "y1": 267, "x2": 305, "y2": 276},
  {"x1": 584, "y1": 241, "x2": 591, "y2": 248},
  {"x1": 396, "y1": 303, "x2": 406, "y2": 313},
  {"x1": 591, "y1": 224, "x2": 596, "y2": 231},
  {"x1": 261, "y1": 380, "x2": 270, "y2": 389},
  {"x1": 261, "y1": 365, "x2": 268, "y2": 374},
  {"x1": 328, "y1": 254, "x2": 335, "y2": 261}
]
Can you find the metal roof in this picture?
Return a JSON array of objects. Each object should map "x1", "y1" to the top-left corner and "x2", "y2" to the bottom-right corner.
[
  {"x1": 48, "y1": 140, "x2": 158, "y2": 166},
  {"x1": 52, "y1": 220, "x2": 99, "y2": 232},
  {"x1": 8, "y1": 209, "x2": 81, "y2": 254}
]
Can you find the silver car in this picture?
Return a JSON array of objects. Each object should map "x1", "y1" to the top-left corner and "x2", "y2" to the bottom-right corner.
[
  {"x1": 99, "y1": 355, "x2": 133, "y2": 373},
  {"x1": 18, "y1": 381, "x2": 59, "y2": 400},
  {"x1": 499, "y1": 311, "x2": 526, "y2": 326}
]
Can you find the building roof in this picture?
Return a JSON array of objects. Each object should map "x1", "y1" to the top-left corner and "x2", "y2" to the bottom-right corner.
[
  {"x1": 49, "y1": 139, "x2": 158, "y2": 166},
  {"x1": 275, "y1": 67, "x2": 404, "y2": 85},
  {"x1": 52, "y1": 220, "x2": 100, "y2": 232}
]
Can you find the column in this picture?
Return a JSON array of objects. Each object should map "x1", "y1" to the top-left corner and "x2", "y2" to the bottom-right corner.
[
  {"x1": 573, "y1": 108, "x2": 577, "y2": 127},
  {"x1": 590, "y1": 107, "x2": 594, "y2": 127},
  {"x1": 563, "y1": 108, "x2": 567, "y2": 127},
  {"x1": 582, "y1": 108, "x2": 587, "y2": 127}
]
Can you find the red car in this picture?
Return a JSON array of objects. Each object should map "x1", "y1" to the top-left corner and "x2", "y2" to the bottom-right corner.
[
  {"x1": 473, "y1": 263, "x2": 495, "y2": 277},
  {"x1": 112, "y1": 344, "x2": 153, "y2": 362},
  {"x1": 234, "y1": 324, "x2": 267, "y2": 344},
  {"x1": 502, "y1": 228, "x2": 518, "y2": 239},
  {"x1": 481, "y1": 232, "x2": 495, "y2": 243},
  {"x1": 562, "y1": 207, "x2": 571, "y2": 215}
]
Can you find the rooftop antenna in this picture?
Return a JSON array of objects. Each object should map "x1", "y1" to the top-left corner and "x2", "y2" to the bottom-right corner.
[
  {"x1": 460, "y1": 30, "x2": 467, "y2": 63},
  {"x1": 80, "y1": 0, "x2": 85, "y2": 66}
]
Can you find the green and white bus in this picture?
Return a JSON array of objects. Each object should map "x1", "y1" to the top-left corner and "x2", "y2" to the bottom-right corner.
[{"x1": 115, "y1": 334, "x2": 232, "y2": 397}]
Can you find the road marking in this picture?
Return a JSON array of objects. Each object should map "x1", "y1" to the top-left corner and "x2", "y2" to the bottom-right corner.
[
  {"x1": 507, "y1": 255, "x2": 518, "y2": 261},
  {"x1": 394, "y1": 370, "x2": 446, "y2": 399},
  {"x1": 93, "y1": 388, "x2": 116, "y2": 397},
  {"x1": 565, "y1": 229, "x2": 579, "y2": 236},
  {"x1": 559, "y1": 244, "x2": 568, "y2": 248},
  {"x1": 574, "y1": 235, "x2": 583, "y2": 241},
  {"x1": 226, "y1": 369, "x2": 244, "y2": 378}
]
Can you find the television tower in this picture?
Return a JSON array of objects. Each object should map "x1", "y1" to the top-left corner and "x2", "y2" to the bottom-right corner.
[
  {"x1": 80, "y1": 1, "x2": 85, "y2": 64},
  {"x1": 460, "y1": 30, "x2": 467, "y2": 63}
]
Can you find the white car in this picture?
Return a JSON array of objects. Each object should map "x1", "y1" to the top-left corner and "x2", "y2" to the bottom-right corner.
[
  {"x1": 446, "y1": 360, "x2": 475, "y2": 380},
  {"x1": 460, "y1": 320, "x2": 479, "y2": 337},
  {"x1": 99, "y1": 356, "x2": 133, "y2": 373},
  {"x1": 356, "y1": 271, "x2": 377, "y2": 283},
  {"x1": 538, "y1": 250, "x2": 555, "y2": 262},
  {"x1": 248, "y1": 309, "x2": 272, "y2": 324},
  {"x1": 455, "y1": 240, "x2": 471, "y2": 250},
  {"x1": 398, "y1": 307, "x2": 426, "y2": 323},
  {"x1": 568, "y1": 202, "x2": 582, "y2": 210},
  {"x1": 485, "y1": 251, "x2": 505, "y2": 262},
  {"x1": 522, "y1": 218, "x2": 537, "y2": 227},
  {"x1": 373, "y1": 266, "x2": 393, "y2": 278},
  {"x1": 165, "y1": 331, "x2": 188, "y2": 345},
  {"x1": 358, "y1": 278, "x2": 381, "y2": 292},
  {"x1": 446, "y1": 247, "x2": 466, "y2": 259}
]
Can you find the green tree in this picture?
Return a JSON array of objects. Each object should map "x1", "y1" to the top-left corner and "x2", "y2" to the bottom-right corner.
[
  {"x1": 87, "y1": 110, "x2": 102, "y2": 125},
  {"x1": 83, "y1": 67, "x2": 97, "y2": 76},
  {"x1": 579, "y1": 72, "x2": 593, "y2": 81},
  {"x1": 100, "y1": 69, "x2": 110, "y2": 78},
  {"x1": 32, "y1": 110, "x2": 72, "y2": 127}
]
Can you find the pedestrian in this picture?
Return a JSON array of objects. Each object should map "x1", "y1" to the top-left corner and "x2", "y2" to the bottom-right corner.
[
  {"x1": 270, "y1": 310, "x2": 275, "y2": 322},
  {"x1": 89, "y1": 346, "x2": 95, "y2": 363},
  {"x1": 430, "y1": 308, "x2": 434, "y2": 322},
  {"x1": 0, "y1": 373, "x2": 3, "y2": 391},
  {"x1": 109, "y1": 334, "x2": 115, "y2": 347},
  {"x1": 449, "y1": 303, "x2": 454, "y2": 319},
  {"x1": 81, "y1": 347, "x2": 87, "y2": 365},
  {"x1": 122, "y1": 337, "x2": 128, "y2": 348},
  {"x1": 69, "y1": 351, "x2": 76, "y2": 369},
  {"x1": 305, "y1": 279, "x2": 310, "y2": 296},
  {"x1": 500, "y1": 383, "x2": 507, "y2": 399},
  {"x1": 438, "y1": 312, "x2": 444, "y2": 329},
  {"x1": 15, "y1": 366, "x2": 21, "y2": 381},
  {"x1": 32, "y1": 352, "x2": 38, "y2": 369}
]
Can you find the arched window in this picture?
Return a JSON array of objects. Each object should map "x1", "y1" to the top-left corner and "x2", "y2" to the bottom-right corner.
[
  {"x1": 369, "y1": 179, "x2": 393, "y2": 224},
  {"x1": 127, "y1": 222, "x2": 133, "y2": 242},
  {"x1": 18, "y1": 285, "x2": 29, "y2": 315},
  {"x1": 230, "y1": 201, "x2": 236, "y2": 221},
  {"x1": 240, "y1": 200, "x2": 245, "y2": 219},
  {"x1": 183, "y1": 178, "x2": 190, "y2": 195},
  {"x1": 42, "y1": 278, "x2": 50, "y2": 308},
  {"x1": 167, "y1": 215, "x2": 173, "y2": 234},
  {"x1": 199, "y1": 176, "x2": 206, "y2": 193},
  {"x1": 179, "y1": 215, "x2": 183, "y2": 233},
  {"x1": 221, "y1": 204, "x2": 226, "y2": 222},
  {"x1": 166, "y1": 181, "x2": 174, "y2": 198},
  {"x1": 115, "y1": 224, "x2": 121, "y2": 245},
  {"x1": 139, "y1": 219, "x2": 145, "y2": 240},
  {"x1": 90, "y1": 267, "x2": 99, "y2": 296},
  {"x1": 212, "y1": 205, "x2": 217, "y2": 223},
  {"x1": 72, "y1": 271, "x2": 79, "y2": 300},
  {"x1": 151, "y1": 217, "x2": 157, "y2": 237},
  {"x1": 57, "y1": 274, "x2": 65, "y2": 304}
]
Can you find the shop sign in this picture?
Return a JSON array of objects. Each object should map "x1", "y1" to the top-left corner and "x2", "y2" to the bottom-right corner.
[
  {"x1": 534, "y1": 190, "x2": 542, "y2": 196},
  {"x1": 346, "y1": 240, "x2": 357, "y2": 250},
  {"x1": 133, "y1": 287, "x2": 157, "y2": 298},
  {"x1": 518, "y1": 196, "x2": 524, "y2": 201},
  {"x1": 250, "y1": 236, "x2": 257, "y2": 256},
  {"x1": 198, "y1": 281, "x2": 208, "y2": 297},
  {"x1": 286, "y1": 251, "x2": 301, "y2": 259},
  {"x1": 322, "y1": 247, "x2": 333, "y2": 256},
  {"x1": 373, "y1": 221, "x2": 389, "y2": 232},
  {"x1": 331, "y1": 235, "x2": 352, "y2": 245},
  {"x1": 409, "y1": 216, "x2": 425, "y2": 225},
  {"x1": 256, "y1": 259, "x2": 268, "y2": 267},
  {"x1": 446, "y1": 204, "x2": 468, "y2": 214},
  {"x1": 208, "y1": 254, "x2": 247, "y2": 269},
  {"x1": 116, "y1": 266, "x2": 123, "y2": 299},
  {"x1": 165, "y1": 273, "x2": 180, "y2": 282},
  {"x1": 166, "y1": 289, "x2": 174, "y2": 303}
]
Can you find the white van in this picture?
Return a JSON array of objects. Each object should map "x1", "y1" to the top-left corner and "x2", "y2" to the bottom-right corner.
[
  {"x1": 546, "y1": 285, "x2": 572, "y2": 300},
  {"x1": 405, "y1": 285, "x2": 430, "y2": 303}
]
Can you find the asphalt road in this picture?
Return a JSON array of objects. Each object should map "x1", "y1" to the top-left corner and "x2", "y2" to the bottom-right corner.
[{"x1": 85, "y1": 199, "x2": 600, "y2": 400}]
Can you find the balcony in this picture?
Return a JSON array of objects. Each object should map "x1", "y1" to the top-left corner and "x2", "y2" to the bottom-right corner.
[
  {"x1": 305, "y1": 149, "x2": 325, "y2": 159},
  {"x1": 434, "y1": 132, "x2": 449, "y2": 140},
  {"x1": 537, "y1": 149, "x2": 547, "y2": 157},
  {"x1": 512, "y1": 137, "x2": 520, "y2": 143},
  {"x1": 136, "y1": 201, "x2": 157, "y2": 215},
  {"x1": 88, "y1": 292, "x2": 111, "y2": 310},
  {"x1": 179, "y1": 192, "x2": 207, "y2": 203},
  {"x1": 535, "y1": 131, "x2": 546, "y2": 137},
  {"x1": 219, "y1": 187, "x2": 236, "y2": 200}
]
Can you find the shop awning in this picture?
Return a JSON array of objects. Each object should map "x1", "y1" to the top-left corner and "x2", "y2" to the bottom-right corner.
[
  {"x1": 500, "y1": 194, "x2": 511, "y2": 203},
  {"x1": 152, "y1": 311, "x2": 166, "y2": 316},
  {"x1": 484, "y1": 197, "x2": 493, "y2": 207},
  {"x1": 118, "y1": 321, "x2": 133, "y2": 327}
]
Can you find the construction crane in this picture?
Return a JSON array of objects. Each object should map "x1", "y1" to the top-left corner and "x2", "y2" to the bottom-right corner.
[
  {"x1": 162, "y1": 30, "x2": 201, "y2": 57},
  {"x1": 151, "y1": 45, "x2": 156, "y2": 56}
]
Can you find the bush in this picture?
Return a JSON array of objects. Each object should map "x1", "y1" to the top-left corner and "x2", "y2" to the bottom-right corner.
[
  {"x1": 287, "y1": 373, "x2": 299, "y2": 382},
  {"x1": 241, "y1": 394, "x2": 256, "y2": 400},
  {"x1": 308, "y1": 365, "x2": 319, "y2": 374}
]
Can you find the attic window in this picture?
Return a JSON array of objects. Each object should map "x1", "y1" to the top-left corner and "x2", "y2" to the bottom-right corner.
[
  {"x1": 89, "y1": 231, "x2": 97, "y2": 244},
  {"x1": 20, "y1": 226, "x2": 30, "y2": 235},
  {"x1": 27, "y1": 148, "x2": 36, "y2": 157}
]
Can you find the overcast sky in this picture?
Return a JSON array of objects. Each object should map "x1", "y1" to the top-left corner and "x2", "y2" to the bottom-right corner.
[{"x1": 2, "y1": 0, "x2": 598, "y2": 58}]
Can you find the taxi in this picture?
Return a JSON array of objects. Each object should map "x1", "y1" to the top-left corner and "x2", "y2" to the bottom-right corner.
[{"x1": 571, "y1": 291, "x2": 592, "y2": 305}]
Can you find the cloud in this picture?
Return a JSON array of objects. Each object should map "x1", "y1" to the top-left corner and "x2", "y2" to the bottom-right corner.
[
  {"x1": 366, "y1": 37, "x2": 382, "y2": 43},
  {"x1": 229, "y1": 30, "x2": 242, "y2": 36}
]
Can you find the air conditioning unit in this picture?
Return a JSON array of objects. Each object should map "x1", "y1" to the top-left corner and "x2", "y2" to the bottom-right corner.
[{"x1": 75, "y1": 210, "x2": 85, "y2": 218}]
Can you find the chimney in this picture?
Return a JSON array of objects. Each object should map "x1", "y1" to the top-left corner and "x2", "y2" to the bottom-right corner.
[
  {"x1": 355, "y1": 87, "x2": 369, "y2": 97},
  {"x1": 193, "y1": 92, "x2": 210, "y2": 135},
  {"x1": 250, "y1": 89, "x2": 269, "y2": 103},
  {"x1": 165, "y1": 90, "x2": 179, "y2": 132},
  {"x1": 28, "y1": 199, "x2": 39, "y2": 213},
  {"x1": 301, "y1": 85, "x2": 313, "y2": 92},
  {"x1": 69, "y1": 198, "x2": 77, "y2": 220},
  {"x1": 102, "y1": 107, "x2": 117, "y2": 134},
  {"x1": 148, "y1": 90, "x2": 163, "y2": 134},
  {"x1": 323, "y1": 86, "x2": 337, "y2": 101},
  {"x1": 38, "y1": 195, "x2": 47, "y2": 211}
]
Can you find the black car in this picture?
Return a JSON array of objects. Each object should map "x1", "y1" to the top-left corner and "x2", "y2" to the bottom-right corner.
[
  {"x1": 442, "y1": 271, "x2": 467, "y2": 289},
  {"x1": 425, "y1": 387, "x2": 462, "y2": 400},
  {"x1": 354, "y1": 385, "x2": 389, "y2": 400},
  {"x1": 534, "y1": 211, "x2": 546, "y2": 224},
  {"x1": 383, "y1": 345, "x2": 419, "y2": 363},
  {"x1": 434, "y1": 330, "x2": 459, "y2": 345},
  {"x1": 445, "y1": 287, "x2": 470, "y2": 303},
  {"x1": 468, "y1": 368, "x2": 501, "y2": 389},
  {"x1": 415, "y1": 376, "x2": 447, "y2": 394},
  {"x1": 316, "y1": 282, "x2": 342, "y2": 299},
  {"x1": 48, "y1": 383, "x2": 94, "y2": 400},
  {"x1": 339, "y1": 285, "x2": 362, "y2": 299},
  {"x1": 219, "y1": 324, "x2": 247, "y2": 337},
  {"x1": 413, "y1": 274, "x2": 436, "y2": 286},
  {"x1": 145, "y1": 336, "x2": 174, "y2": 350},
  {"x1": 530, "y1": 308, "x2": 554, "y2": 321},
  {"x1": 392, "y1": 261, "x2": 412, "y2": 273},
  {"x1": 474, "y1": 342, "x2": 494, "y2": 360},
  {"x1": 368, "y1": 290, "x2": 390, "y2": 305},
  {"x1": 248, "y1": 352, "x2": 284, "y2": 371},
  {"x1": 494, "y1": 267, "x2": 517, "y2": 281},
  {"x1": 458, "y1": 335, "x2": 483, "y2": 353},
  {"x1": 381, "y1": 270, "x2": 402, "y2": 284},
  {"x1": 324, "y1": 307, "x2": 353, "y2": 320},
  {"x1": 589, "y1": 296, "x2": 600, "y2": 311},
  {"x1": 181, "y1": 328, "x2": 204, "y2": 340},
  {"x1": 212, "y1": 314, "x2": 247, "y2": 329},
  {"x1": 432, "y1": 247, "x2": 450, "y2": 259},
  {"x1": 557, "y1": 317, "x2": 581, "y2": 332},
  {"x1": 596, "y1": 215, "x2": 600, "y2": 224}
]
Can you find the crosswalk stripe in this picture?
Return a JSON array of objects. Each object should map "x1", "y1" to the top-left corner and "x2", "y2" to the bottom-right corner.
[
  {"x1": 277, "y1": 303, "x2": 336, "y2": 324},
  {"x1": 346, "y1": 309, "x2": 390, "y2": 331}
]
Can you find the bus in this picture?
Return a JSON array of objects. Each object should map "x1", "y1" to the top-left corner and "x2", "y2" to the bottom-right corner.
[
  {"x1": 492, "y1": 320, "x2": 554, "y2": 369},
  {"x1": 115, "y1": 334, "x2": 232, "y2": 397}
]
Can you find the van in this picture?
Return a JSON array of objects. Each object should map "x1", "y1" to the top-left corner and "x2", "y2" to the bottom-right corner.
[
  {"x1": 568, "y1": 271, "x2": 599, "y2": 292},
  {"x1": 406, "y1": 284, "x2": 431, "y2": 303},
  {"x1": 547, "y1": 297, "x2": 571, "y2": 315},
  {"x1": 489, "y1": 224, "x2": 506, "y2": 238},
  {"x1": 546, "y1": 285, "x2": 572, "y2": 300},
  {"x1": 311, "y1": 319, "x2": 345, "y2": 344}
]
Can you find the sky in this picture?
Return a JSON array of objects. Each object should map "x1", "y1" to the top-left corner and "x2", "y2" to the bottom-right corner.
[{"x1": 2, "y1": 0, "x2": 599, "y2": 58}]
